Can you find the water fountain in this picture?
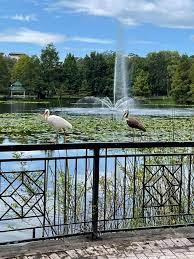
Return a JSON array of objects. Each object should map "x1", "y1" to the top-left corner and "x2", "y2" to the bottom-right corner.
[{"x1": 76, "y1": 51, "x2": 134, "y2": 110}]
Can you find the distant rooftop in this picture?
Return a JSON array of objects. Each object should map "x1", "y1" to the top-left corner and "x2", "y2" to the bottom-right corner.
[{"x1": 9, "y1": 53, "x2": 25, "y2": 56}]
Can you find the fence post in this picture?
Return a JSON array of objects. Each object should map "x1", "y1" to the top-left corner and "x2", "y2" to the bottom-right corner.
[{"x1": 92, "y1": 146, "x2": 100, "y2": 239}]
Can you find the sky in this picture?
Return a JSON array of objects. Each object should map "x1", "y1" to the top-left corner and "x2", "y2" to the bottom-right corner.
[{"x1": 0, "y1": 0, "x2": 194, "y2": 59}]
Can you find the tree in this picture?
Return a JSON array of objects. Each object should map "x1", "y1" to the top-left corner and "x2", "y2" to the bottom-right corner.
[
  {"x1": 40, "y1": 43, "x2": 62, "y2": 98},
  {"x1": 26, "y1": 56, "x2": 43, "y2": 97},
  {"x1": 83, "y1": 52, "x2": 114, "y2": 97},
  {"x1": 166, "y1": 51, "x2": 180, "y2": 95},
  {"x1": 11, "y1": 55, "x2": 31, "y2": 83},
  {"x1": 171, "y1": 55, "x2": 192, "y2": 104},
  {"x1": 131, "y1": 55, "x2": 148, "y2": 96},
  {"x1": 188, "y1": 62, "x2": 194, "y2": 103},
  {"x1": 146, "y1": 51, "x2": 173, "y2": 96},
  {"x1": 11, "y1": 55, "x2": 43, "y2": 97},
  {"x1": 63, "y1": 54, "x2": 79, "y2": 94},
  {"x1": 0, "y1": 55, "x2": 12, "y2": 94},
  {"x1": 79, "y1": 79, "x2": 92, "y2": 96},
  {"x1": 131, "y1": 51, "x2": 183, "y2": 99},
  {"x1": 133, "y1": 70, "x2": 151, "y2": 97},
  {"x1": 102, "y1": 51, "x2": 115, "y2": 97}
]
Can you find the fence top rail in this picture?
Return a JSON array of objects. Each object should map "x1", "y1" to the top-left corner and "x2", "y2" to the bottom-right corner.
[{"x1": 0, "y1": 141, "x2": 193, "y2": 152}]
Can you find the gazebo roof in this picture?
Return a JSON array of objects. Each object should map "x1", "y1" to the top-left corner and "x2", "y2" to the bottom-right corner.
[{"x1": 10, "y1": 80, "x2": 25, "y2": 91}]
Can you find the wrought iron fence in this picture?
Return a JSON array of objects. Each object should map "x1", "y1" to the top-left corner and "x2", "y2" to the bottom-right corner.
[{"x1": 0, "y1": 142, "x2": 194, "y2": 244}]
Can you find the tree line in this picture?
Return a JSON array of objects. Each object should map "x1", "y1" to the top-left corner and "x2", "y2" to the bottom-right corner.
[{"x1": 0, "y1": 43, "x2": 193, "y2": 104}]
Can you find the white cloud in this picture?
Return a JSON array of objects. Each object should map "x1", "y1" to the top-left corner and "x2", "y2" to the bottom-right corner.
[
  {"x1": 118, "y1": 17, "x2": 137, "y2": 26},
  {"x1": 0, "y1": 28, "x2": 66, "y2": 46},
  {"x1": 71, "y1": 36, "x2": 114, "y2": 44},
  {"x1": 47, "y1": 0, "x2": 194, "y2": 29},
  {"x1": 64, "y1": 46, "x2": 105, "y2": 52},
  {"x1": 0, "y1": 28, "x2": 113, "y2": 46},
  {"x1": 1, "y1": 14, "x2": 37, "y2": 22},
  {"x1": 11, "y1": 14, "x2": 37, "y2": 22}
]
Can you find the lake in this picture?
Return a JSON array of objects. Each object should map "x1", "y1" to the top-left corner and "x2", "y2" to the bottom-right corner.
[{"x1": 0, "y1": 100, "x2": 194, "y2": 117}]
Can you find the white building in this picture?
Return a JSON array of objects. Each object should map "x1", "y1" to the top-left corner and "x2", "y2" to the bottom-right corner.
[{"x1": 8, "y1": 53, "x2": 25, "y2": 61}]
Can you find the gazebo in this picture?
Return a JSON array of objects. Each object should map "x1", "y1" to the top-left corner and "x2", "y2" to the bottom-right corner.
[{"x1": 10, "y1": 80, "x2": 26, "y2": 98}]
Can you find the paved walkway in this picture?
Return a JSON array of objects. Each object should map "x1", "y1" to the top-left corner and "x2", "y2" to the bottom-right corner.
[{"x1": 1, "y1": 228, "x2": 194, "y2": 258}]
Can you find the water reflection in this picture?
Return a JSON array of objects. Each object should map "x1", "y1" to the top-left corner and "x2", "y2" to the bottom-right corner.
[{"x1": 0, "y1": 99, "x2": 73, "y2": 114}]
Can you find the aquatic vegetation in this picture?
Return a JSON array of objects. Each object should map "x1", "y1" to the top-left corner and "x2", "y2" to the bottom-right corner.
[{"x1": 0, "y1": 113, "x2": 193, "y2": 144}]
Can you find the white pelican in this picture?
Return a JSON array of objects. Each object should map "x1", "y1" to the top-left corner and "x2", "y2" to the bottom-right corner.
[{"x1": 43, "y1": 109, "x2": 72, "y2": 142}]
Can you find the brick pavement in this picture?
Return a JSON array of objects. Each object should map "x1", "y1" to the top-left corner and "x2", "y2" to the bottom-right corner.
[{"x1": 1, "y1": 228, "x2": 194, "y2": 258}]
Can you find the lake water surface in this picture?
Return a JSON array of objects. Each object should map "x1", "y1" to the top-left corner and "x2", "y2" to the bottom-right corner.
[{"x1": 0, "y1": 101, "x2": 194, "y2": 117}]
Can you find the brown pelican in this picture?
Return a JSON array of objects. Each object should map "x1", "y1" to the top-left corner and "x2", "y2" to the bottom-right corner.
[
  {"x1": 43, "y1": 109, "x2": 72, "y2": 142},
  {"x1": 123, "y1": 110, "x2": 146, "y2": 133}
]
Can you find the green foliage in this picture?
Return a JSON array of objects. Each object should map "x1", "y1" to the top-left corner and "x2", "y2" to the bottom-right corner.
[
  {"x1": 79, "y1": 79, "x2": 92, "y2": 96},
  {"x1": 83, "y1": 51, "x2": 114, "y2": 97},
  {"x1": 0, "y1": 44, "x2": 194, "y2": 104},
  {"x1": 171, "y1": 55, "x2": 192, "y2": 104},
  {"x1": 0, "y1": 55, "x2": 12, "y2": 94},
  {"x1": 131, "y1": 51, "x2": 193, "y2": 104},
  {"x1": 145, "y1": 51, "x2": 179, "y2": 96},
  {"x1": 133, "y1": 70, "x2": 151, "y2": 97},
  {"x1": 11, "y1": 55, "x2": 43, "y2": 96},
  {"x1": 40, "y1": 43, "x2": 62, "y2": 98},
  {"x1": 11, "y1": 55, "x2": 31, "y2": 82},
  {"x1": 63, "y1": 53, "x2": 79, "y2": 94}
]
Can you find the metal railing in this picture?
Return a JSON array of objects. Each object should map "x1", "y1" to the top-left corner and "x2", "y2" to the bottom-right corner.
[{"x1": 0, "y1": 141, "x2": 194, "y2": 244}]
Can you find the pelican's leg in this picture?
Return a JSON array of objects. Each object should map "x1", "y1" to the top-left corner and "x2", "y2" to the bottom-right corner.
[
  {"x1": 64, "y1": 130, "x2": 66, "y2": 143},
  {"x1": 141, "y1": 131, "x2": 143, "y2": 141},
  {"x1": 54, "y1": 131, "x2": 59, "y2": 144},
  {"x1": 133, "y1": 129, "x2": 135, "y2": 142}
]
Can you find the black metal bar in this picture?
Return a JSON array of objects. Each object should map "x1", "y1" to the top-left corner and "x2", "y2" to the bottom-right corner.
[
  {"x1": 142, "y1": 156, "x2": 146, "y2": 219},
  {"x1": 0, "y1": 153, "x2": 193, "y2": 163},
  {"x1": 64, "y1": 158, "x2": 68, "y2": 225},
  {"x1": 104, "y1": 148, "x2": 107, "y2": 230},
  {"x1": 0, "y1": 141, "x2": 194, "y2": 152},
  {"x1": 84, "y1": 149, "x2": 88, "y2": 225},
  {"x1": 188, "y1": 154, "x2": 192, "y2": 214},
  {"x1": 32, "y1": 228, "x2": 36, "y2": 239},
  {"x1": 132, "y1": 156, "x2": 136, "y2": 218},
  {"x1": 53, "y1": 159, "x2": 57, "y2": 225},
  {"x1": 74, "y1": 158, "x2": 78, "y2": 222},
  {"x1": 92, "y1": 147, "x2": 100, "y2": 239},
  {"x1": 2, "y1": 221, "x2": 194, "y2": 246},
  {"x1": 0, "y1": 212, "x2": 193, "y2": 234},
  {"x1": 123, "y1": 156, "x2": 126, "y2": 219},
  {"x1": 42, "y1": 159, "x2": 48, "y2": 238},
  {"x1": 114, "y1": 157, "x2": 117, "y2": 220},
  {"x1": 179, "y1": 156, "x2": 183, "y2": 215},
  {"x1": 0, "y1": 156, "x2": 94, "y2": 163}
]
